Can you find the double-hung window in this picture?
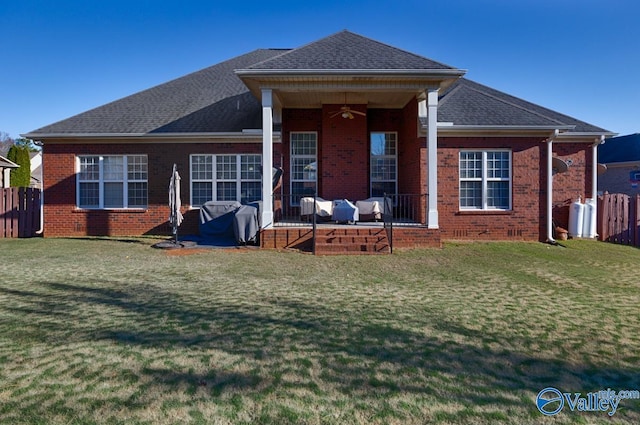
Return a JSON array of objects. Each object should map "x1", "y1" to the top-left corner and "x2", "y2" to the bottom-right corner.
[
  {"x1": 77, "y1": 155, "x2": 148, "y2": 209},
  {"x1": 459, "y1": 150, "x2": 511, "y2": 210},
  {"x1": 370, "y1": 132, "x2": 397, "y2": 197},
  {"x1": 190, "y1": 154, "x2": 262, "y2": 207},
  {"x1": 290, "y1": 132, "x2": 317, "y2": 205}
]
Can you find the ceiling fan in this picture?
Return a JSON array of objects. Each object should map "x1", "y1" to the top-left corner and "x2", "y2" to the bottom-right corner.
[
  {"x1": 329, "y1": 94, "x2": 366, "y2": 119},
  {"x1": 329, "y1": 105, "x2": 366, "y2": 120}
]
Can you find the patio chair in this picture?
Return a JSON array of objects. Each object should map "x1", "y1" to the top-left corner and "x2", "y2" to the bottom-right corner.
[
  {"x1": 356, "y1": 197, "x2": 393, "y2": 221},
  {"x1": 300, "y1": 196, "x2": 333, "y2": 222}
]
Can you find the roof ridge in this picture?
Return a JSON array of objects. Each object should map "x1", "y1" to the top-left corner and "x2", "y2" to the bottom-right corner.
[
  {"x1": 242, "y1": 48, "x2": 293, "y2": 69},
  {"x1": 438, "y1": 83, "x2": 463, "y2": 108},
  {"x1": 245, "y1": 30, "x2": 458, "y2": 71},
  {"x1": 338, "y1": 30, "x2": 457, "y2": 70},
  {"x1": 244, "y1": 31, "x2": 341, "y2": 70}
]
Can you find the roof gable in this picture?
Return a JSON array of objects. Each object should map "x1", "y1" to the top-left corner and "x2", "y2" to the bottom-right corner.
[{"x1": 246, "y1": 30, "x2": 455, "y2": 71}]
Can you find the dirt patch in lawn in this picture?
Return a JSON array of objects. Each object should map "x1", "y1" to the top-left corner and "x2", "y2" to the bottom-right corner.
[{"x1": 164, "y1": 248, "x2": 211, "y2": 256}]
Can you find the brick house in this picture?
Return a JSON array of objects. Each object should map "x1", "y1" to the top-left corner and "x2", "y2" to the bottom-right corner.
[
  {"x1": 598, "y1": 133, "x2": 640, "y2": 196},
  {"x1": 24, "y1": 31, "x2": 612, "y2": 249}
]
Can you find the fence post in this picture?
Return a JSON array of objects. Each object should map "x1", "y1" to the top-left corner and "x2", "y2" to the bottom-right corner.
[
  {"x1": 635, "y1": 194, "x2": 640, "y2": 247},
  {"x1": 18, "y1": 188, "x2": 24, "y2": 237},
  {"x1": 10, "y1": 188, "x2": 19, "y2": 238},
  {"x1": 597, "y1": 194, "x2": 605, "y2": 241}
]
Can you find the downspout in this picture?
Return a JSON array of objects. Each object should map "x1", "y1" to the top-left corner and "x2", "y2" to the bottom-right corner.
[
  {"x1": 591, "y1": 135, "x2": 605, "y2": 238},
  {"x1": 592, "y1": 135, "x2": 604, "y2": 201},
  {"x1": 34, "y1": 141, "x2": 44, "y2": 235},
  {"x1": 546, "y1": 130, "x2": 559, "y2": 243}
]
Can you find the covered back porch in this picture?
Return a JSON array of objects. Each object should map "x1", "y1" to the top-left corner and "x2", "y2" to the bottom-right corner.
[{"x1": 236, "y1": 81, "x2": 455, "y2": 232}]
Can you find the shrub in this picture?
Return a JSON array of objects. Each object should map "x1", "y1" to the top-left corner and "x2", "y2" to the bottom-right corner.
[{"x1": 7, "y1": 145, "x2": 31, "y2": 187}]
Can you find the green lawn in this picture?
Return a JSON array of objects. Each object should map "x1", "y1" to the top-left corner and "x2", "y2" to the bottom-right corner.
[{"x1": 0, "y1": 238, "x2": 639, "y2": 424}]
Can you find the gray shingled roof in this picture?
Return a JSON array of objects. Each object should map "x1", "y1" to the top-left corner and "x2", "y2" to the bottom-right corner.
[
  {"x1": 28, "y1": 49, "x2": 285, "y2": 135},
  {"x1": 26, "y1": 31, "x2": 609, "y2": 137},
  {"x1": 245, "y1": 30, "x2": 454, "y2": 71},
  {"x1": 0, "y1": 155, "x2": 19, "y2": 168},
  {"x1": 438, "y1": 78, "x2": 609, "y2": 132}
]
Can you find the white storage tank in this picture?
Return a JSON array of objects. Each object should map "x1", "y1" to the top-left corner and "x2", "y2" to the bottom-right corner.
[
  {"x1": 568, "y1": 197, "x2": 585, "y2": 238},
  {"x1": 582, "y1": 198, "x2": 597, "y2": 238}
]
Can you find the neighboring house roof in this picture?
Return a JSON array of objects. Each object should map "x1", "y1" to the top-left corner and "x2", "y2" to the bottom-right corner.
[
  {"x1": 24, "y1": 30, "x2": 610, "y2": 138},
  {"x1": 0, "y1": 154, "x2": 19, "y2": 168},
  {"x1": 29, "y1": 151, "x2": 42, "y2": 186},
  {"x1": 598, "y1": 133, "x2": 640, "y2": 164}
]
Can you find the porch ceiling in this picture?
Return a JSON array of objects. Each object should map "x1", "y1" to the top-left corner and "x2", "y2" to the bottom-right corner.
[
  {"x1": 275, "y1": 90, "x2": 417, "y2": 109},
  {"x1": 237, "y1": 73, "x2": 462, "y2": 110}
]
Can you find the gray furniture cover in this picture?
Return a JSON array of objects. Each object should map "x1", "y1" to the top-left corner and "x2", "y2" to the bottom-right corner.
[
  {"x1": 199, "y1": 201, "x2": 241, "y2": 239},
  {"x1": 332, "y1": 199, "x2": 359, "y2": 223},
  {"x1": 233, "y1": 201, "x2": 262, "y2": 244}
]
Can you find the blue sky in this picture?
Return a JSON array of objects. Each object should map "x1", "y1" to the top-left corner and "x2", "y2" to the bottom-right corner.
[{"x1": 1, "y1": 0, "x2": 638, "y2": 139}]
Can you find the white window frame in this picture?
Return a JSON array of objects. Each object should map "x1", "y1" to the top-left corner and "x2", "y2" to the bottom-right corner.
[
  {"x1": 370, "y1": 132, "x2": 398, "y2": 197},
  {"x1": 290, "y1": 132, "x2": 317, "y2": 206},
  {"x1": 459, "y1": 149, "x2": 512, "y2": 211},
  {"x1": 189, "y1": 154, "x2": 262, "y2": 207},
  {"x1": 76, "y1": 155, "x2": 148, "y2": 209}
]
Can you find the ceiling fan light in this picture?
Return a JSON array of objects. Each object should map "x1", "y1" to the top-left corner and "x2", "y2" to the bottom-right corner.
[{"x1": 342, "y1": 112, "x2": 349, "y2": 118}]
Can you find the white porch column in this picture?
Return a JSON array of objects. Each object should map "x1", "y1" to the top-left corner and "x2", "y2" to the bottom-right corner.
[
  {"x1": 426, "y1": 88, "x2": 439, "y2": 229},
  {"x1": 261, "y1": 88, "x2": 274, "y2": 229}
]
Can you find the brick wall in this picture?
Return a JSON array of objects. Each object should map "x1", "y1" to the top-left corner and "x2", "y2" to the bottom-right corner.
[
  {"x1": 551, "y1": 143, "x2": 592, "y2": 231},
  {"x1": 438, "y1": 137, "x2": 542, "y2": 240},
  {"x1": 320, "y1": 104, "x2": 369, "y2": 200},
  {"x1": 282, "y1": 105, "x2": 424, "y2": 204},
  {"x1": 43, "y1": 141, "x2": 281, "y2": 237},
  {"x1": 42, "y1": 119, "x2": 594, "y2": 242},
  {"x1": 437, "y1": 137, "x2": 592, "y2": 241}
]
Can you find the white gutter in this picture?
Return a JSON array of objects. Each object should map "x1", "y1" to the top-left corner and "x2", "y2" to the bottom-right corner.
[
  {"x1": 36, "y1": 185, "x2": 44, "y2": 235},
  {"x1": 436, "y1": 125, "x2": 574, "y2": 132},
  {"x1": 546, "y1": 130, "x2": 560, "y2": 243},
  {"x1": 591, "y1": 135, "x2": 605, "y2": 237},
  {"x1": 35, "y1": 141, "x2": 44, "y2": 235},
  {"x1": 235, "y1": 68, "x2": 467, "y2": 77},
  {"x1": 21, "y1": 131, "x2": 282, "y2": 141}
]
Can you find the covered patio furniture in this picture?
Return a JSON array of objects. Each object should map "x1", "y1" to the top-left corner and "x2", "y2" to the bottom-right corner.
[
  {"x1": 199, "y1": 201, "x2": 241, "y2": 239},
  {"x1": 233, "y1": 201, "x2": 261, "y2": 244},
  {"x1": 332, "y1": 199, "x2": 359, "y2": 224},
  {"x1": 356, "y1": 197, "x2": 393, "y2": 221},
  {"x1": 300, "y1": 196, "x2": 333, "y2": 222}
]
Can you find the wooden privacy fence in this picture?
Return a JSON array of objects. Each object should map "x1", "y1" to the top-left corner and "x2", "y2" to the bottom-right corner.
[
  {"x1": 598, "y1": 192, "x2": 640, "y2": 247},
  {"x1": 0, "y1": 187, "x2": 41, "y2": 238}
]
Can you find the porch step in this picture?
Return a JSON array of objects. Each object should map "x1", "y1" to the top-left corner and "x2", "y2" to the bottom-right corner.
[{"x1": 314, "y1": 227, "x2": 391, "y2": 255}]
